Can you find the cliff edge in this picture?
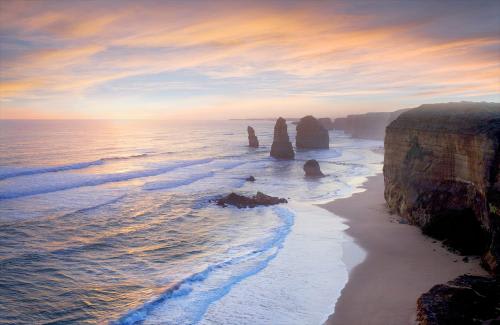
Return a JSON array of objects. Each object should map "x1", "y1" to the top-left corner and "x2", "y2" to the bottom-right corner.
[{"x1": 383, "y1": 102, "x2": 500, "y2": 273}]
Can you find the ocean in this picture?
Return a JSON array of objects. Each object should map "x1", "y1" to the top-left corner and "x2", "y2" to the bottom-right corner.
[{"x1": 0, "y1": 119, "x2": 383, "y2": 324}]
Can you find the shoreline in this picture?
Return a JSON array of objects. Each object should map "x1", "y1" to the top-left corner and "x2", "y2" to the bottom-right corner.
[{"x1": 320, "y1": 174, "x2": 486, "y2": 325}]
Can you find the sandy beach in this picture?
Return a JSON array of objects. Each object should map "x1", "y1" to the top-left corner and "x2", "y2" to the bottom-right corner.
[{"x1": 322, "y1": 174, "x2": 486, "y2": 325}]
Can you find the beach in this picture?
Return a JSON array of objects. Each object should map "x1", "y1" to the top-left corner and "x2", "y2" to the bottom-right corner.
[{"x1": 322, "y1": 174, "x2": 486, "y2": 325}]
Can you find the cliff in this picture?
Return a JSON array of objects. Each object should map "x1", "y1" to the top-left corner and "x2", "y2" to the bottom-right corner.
[
  {"x1": 383, "y1": 102, "x2": 500, "y2": 273},
  {"x1": 333, "y1": 109, "x2": 407, "y2": 139}
]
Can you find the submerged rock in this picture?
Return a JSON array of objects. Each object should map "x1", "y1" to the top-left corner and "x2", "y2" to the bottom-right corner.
[
  {"x1": 384, "y1": 102, "x2": 500, "y2": 273},
  {"x1": 247, "y1": 126, "x2": 259, "y2": 148},
  {"x1": 270, "y1": 117, "x2": 294, "y2": 159},
  {"x1": 296, "y1": 115, "x2": 329, "y2": 149},
  {"x1": 216, "y1": 192, "x2": 287, "y2": 208},
  {"x1": 416, "y1": 275, "x2": 500, "y2": 325},
  {"x1": 303, "y1": 159, "x2": 324, "y2": 177}
]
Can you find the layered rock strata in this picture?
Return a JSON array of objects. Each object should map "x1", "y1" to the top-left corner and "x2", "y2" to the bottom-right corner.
[{"x1": 383, "y1": 102, "x2": 500, "y2": 273}]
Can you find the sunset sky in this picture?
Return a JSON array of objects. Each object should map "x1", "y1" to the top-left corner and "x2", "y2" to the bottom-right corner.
[{"x1": 0, "y1": 0, "x2": 499, "y2": 119}]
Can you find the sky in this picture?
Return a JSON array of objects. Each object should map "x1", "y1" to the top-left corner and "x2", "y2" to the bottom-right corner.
[{"x1": 0, "y1": 0, "x2": 499, "y2": 120}]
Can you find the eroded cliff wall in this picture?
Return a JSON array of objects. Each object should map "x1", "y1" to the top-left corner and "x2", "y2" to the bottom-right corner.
[
  {"x1": 333, "y1": 109, "x2": 407, "y2": 139},
  {"x1": 383, "y1": 102, "x2": 500, "y2": 273}
]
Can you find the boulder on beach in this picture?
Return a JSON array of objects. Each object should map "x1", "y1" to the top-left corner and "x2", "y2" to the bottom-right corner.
[
  {"x1": 215, "y1": 192, "x2": 287, "y2": 208},
  {"x1": 247, "y1": 126, "x2": 259, "y2": 148},
  {"x1": 270, "y1": 117, "x2": 295, "y2": 159},
  {"x1": 296, "y1": 115, "x2": 329, "y2": 149},
  {"x1": 303, "y1": 159, "x2": 324, "y2": 177},
  {"x1": 416, "y1": 275, "x2": 500, "y2": 324}
]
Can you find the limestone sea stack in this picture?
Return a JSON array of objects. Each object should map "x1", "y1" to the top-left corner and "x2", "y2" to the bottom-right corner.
[
  {"x1": 270, "y1": 117, "x2": 295, "y2": 159},
  {"x1": 383, "y1": 102, "x2": 500, "y2": 273},
  {"x1": 247, "y1": 126, "x2": 259, "y2": 148},
  {"x1": 318, "y1": 117, "x2": 334, "y2": 130},
  {"x1": 303, "y1": 159, "x2": 324, "y2": 177},
  {"x1": 296, "y1": 115, "x2": 329, "y2": 149}
]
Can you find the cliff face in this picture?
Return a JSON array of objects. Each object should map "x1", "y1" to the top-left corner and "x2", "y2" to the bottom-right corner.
[
  {"x1": 333, "y1": 109, "x2": 407, "y2": 139},
  {"x1": 384, "y1": 102, "x2": 500, "y2": 273},
  {"x1": 296, "y1": 115, "x2": 329, "y2": 149}
]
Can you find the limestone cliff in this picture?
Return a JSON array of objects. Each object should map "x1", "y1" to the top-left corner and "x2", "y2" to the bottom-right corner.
[
  {"x1": 333, "y1": 109, "x2": 407, "y2": 139},
  {"x1": 383, "y1": 102, "x2": 500, "y2": 273}
]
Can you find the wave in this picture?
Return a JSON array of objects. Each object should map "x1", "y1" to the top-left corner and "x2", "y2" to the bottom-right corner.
[
  {"x1": 0, "y1": 153, "x2": 152, "y2": 181},
  {"x1": 143, "y1": 172, "x2": 215, "y2": 191},
  {"x1": 113, "y1": 206, "x2": 294, "y2": 325},
  {"x1": 0, "y1": 158, "x2": 213, "y2": 200}
]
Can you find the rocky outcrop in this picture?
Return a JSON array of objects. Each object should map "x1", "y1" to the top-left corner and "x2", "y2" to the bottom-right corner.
[
  {"x1": 416, "y1": 275, "x2": 500, "y2": 324},
  {"x1": 384, "y1": 102, "x2": 500, "y2": 273},
  {"x1": 333, "y1": 109, "x2": 407, "y2": 140},
  {"x1": 215, "y1": 192, "x2": 287, "y2": 208},
  {"x1": 247, "y1": 126, "x2": 259, "y2": 148},
  {"x1": 296, "y1": 115, "x2": 329, "y2": 149},
  {"x1": 303, "y1": 159, "x2": 324, "y2": 177},
  {"x1": 270, "y1": 117, "x2": 295, "y2": 159},
  {"x1": 318, "y1": 118, "x2": 334, "y2": 130}
]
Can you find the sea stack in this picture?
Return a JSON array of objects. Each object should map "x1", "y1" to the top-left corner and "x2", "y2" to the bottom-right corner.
[
  {"x1": 270, "y1": 117, "x2": 294, "y2": 159},
  {"x1": 383, "y1": 102, "x2": 500, "y2": 273},
  {"x1": 296, "y1": 115, "x2": 329, "y2": 149},
  {"x1": 318, "y1": 118, "x2": 334, "y2": 130},
  {"x1": 247, "y1": 126, "x2": 259, "y2": 148},
  {"x1": 303, "y1": 159, "x2": 324, "y2": 177}
]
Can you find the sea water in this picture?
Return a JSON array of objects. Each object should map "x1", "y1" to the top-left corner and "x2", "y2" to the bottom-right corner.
[{"x1": 0, "y1": 120, "x2": 382, "y2": 324}]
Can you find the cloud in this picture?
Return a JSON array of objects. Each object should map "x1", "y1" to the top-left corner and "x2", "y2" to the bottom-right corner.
[{"x1": 0, "y1": 0, "x2": 499, "y2": 118}]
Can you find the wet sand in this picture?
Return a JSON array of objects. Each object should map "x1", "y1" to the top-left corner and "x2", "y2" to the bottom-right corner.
[{"x1": 321, "y1": 174, "x2": 486, "y2": 325}]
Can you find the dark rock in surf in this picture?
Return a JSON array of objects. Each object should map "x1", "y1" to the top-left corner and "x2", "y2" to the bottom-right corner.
[
  {"x1": 416, "y1": 275, "x2": 500, "y2": 324},
  {"x1": 270, "y1": 117, "x2": 294, "y2": 159},
  {"x1": 296, "y1": 115, "x2": 329, "y2": 149},
  {"x1": 247, "y1": 126, "x2": 259, "y2": 148},
  {"x1": 216, "y1": 192, "x2": 287, "y2": 208},
  {"x1": 245, "y1": 176, "x2": 256, "y2": 182},
  {"x1": 303, "y1": 159, "x2": 325, "y2": 177}
]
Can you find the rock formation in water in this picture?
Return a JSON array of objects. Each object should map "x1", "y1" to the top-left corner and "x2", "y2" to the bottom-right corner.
[
  {"x1": 296, "y1": 115, "x2": 329, "y2": 149},
  {"x1": 247, "y1": 126, "x2": 259, "y2": 148},
  {"x1": 270, "y1": 117, "x2": 295, "y2": 159},
  {"x1": 215, "y1": 192, "x2": 287, "y2": 208},
  {"x1": 383, "y1": 102, "x2": 500, "y2": 273},
  {"x1": 245, "y1": 176, "x2": 255, "y2": 182},
  {"x1": 333, "y1": 109, "x2": 408, "y2": 140},
  {"x1": 416, "y1": 275, "x2": 500, "y2": 324},
  {"x1": 318, "y1": 118, "x2": 334, "y2": 130},
  {"x1": 303, "y1": 159, "x2": 324, "y2": 177}
]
